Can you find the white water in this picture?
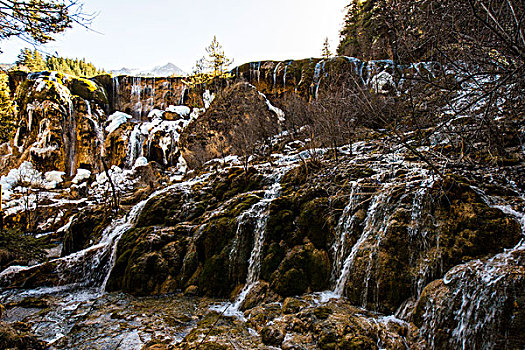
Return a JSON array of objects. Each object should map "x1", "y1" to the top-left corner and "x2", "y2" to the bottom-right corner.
[{"x1": 211, "y1": 166, "x2": 291, "y2": 318}]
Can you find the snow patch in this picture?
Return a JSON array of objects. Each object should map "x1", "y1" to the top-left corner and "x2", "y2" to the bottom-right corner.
[
  {"x1": 72, "y1": 169, "x2": 92, "y2": 185},
  {"x1": 106, "y1": 112, "x2": 132, "y2": 134}
]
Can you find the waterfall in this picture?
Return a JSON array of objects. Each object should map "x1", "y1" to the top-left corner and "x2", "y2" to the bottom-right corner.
[
  {"x1": 273, "y1": 62, "x2": 282, "y2": 89},
  {"x1": 250, "y1": 62, "x2": 261, "y2": 83},
  {"x1": 330, "y1": 181, "x2": 362, "y2": 284},
  {"x1": 127, "y1": 123, "x2": 146, "y2": 167},
  {"x1": 343, "y1": 56, "x2": 366, "y2": 84},
  {"x1": 211, "y1": 167, "x2": 291, "y2": 318},
  {"x1": 0, "y1": 182, "x2": 183, "y2": 293},
  {"x1": 131, "y1": 77, "x2": 142, "y2": 119},
  {"x1": 313, "y1": 60, "x2": 326, "y2": 99},
  {"x1": 113, "y1": 76, "x2": 120, "y2": 109},
  {"x1": 332, "y1": 184, "x2": 395, "y2": 297},
  {"x1": 283, "y1": 60, "x2": 292, "y2": 88},
  {"x1": 65, "y1": 99, "x2": 77, "y2": 177},
  {"x1": 84, "y1": 100, "x2": 105, "y2": 161},
  {"x1": 416, "y1": 188, "x2": 525, "y2": 349}
]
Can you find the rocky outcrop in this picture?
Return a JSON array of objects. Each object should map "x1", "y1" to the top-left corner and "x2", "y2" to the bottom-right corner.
[
  {"x1": 108, "y1": 75, "x2": 187, "y2": 119},
  {"x1": 180, "y1": 82, "x2": 281, "y2": 168},
  {"x1": 4, "y1": 71, "x2": 108, "y2": 176},
  {"x1": 105, "y1": 144, "x2": 522, "y2": 314},
  {"x1": 0, "y1": 321, "x2": 47, "y2": 350}
]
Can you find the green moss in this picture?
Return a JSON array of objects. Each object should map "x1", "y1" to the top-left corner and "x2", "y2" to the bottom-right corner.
[
  {"x1": 198, "y1": 251, "x2": 230, "y2": 297},
  {"x1": 297, "y1": 197, "x2": 331, "y2": 249},
  {"x1": 68, "y1": 76, "x2": 108, "y2": 105},
  {"x1": 261, "y1": 242, "x2": 286, "y2": 281},
  {"x1": 274, "y1": 268, "x2": 308, "y2": 296}
]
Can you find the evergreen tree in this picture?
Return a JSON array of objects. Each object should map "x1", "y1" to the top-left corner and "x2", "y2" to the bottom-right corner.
[
  {"x1": 0, "y1": 73, "x2": 16, "y2": 143},
  {"x1": 0, "y1": 0, "x2": 93, "y2": 52},
  {"x1": 204, "y1": 36, "x2": 233, "y2": 77},
  {"x1": 322, "y1": 37, "x2": 332, "y2": 59},
  {"x1": 15, "y1": 48, "x2": 104, "y2": 77},
  {"x1": 16, "y1": 48, "x2": 46, "y2": 71}
]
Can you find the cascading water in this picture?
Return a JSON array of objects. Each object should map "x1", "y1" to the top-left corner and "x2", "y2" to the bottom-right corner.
[
  {"x1": 273, "y1": 62, "x2": 282, "y2": 89},
  {"x1": 283, "y1": 60, "x2": 292, "y2": 88},
  {"x1": 211, "y1": 166, "x2": 291, "y2": 318},
  {"x1": 415, "y1": 187, "x2": 525, "y2": 350},
  {"x1": 330, "y1": 180, "x2": 362, "y2": 284},
  {"x1": 313, "y1": 60, "x2": 325, "y2": 99},
  {"x1": 332, "y1": 184, "x2": 396, "y2": 298},
  {"x1": 131, "y1": 77, "x2": 143, "y2": 119},
  {"x1": 65, "y1": 99, "x2": 77, "y2": 177},
  {"x1": 83, "y1": 100, "x2": 105, "y2": 161},
  {"x1": 250, "y1": 62, "x2": 261, "y2": 83}
]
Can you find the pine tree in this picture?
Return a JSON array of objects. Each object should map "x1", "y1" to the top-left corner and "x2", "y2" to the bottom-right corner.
[
  {"x1": 0, "y1": 73, "x2": 16, "y2": 143},
  {"x1": 204, "y1": 36, "x2": 233, "y2": 77},
  {"x1": 0, "y1": 0, "x2": 93, "y2": 52},
  {"x1": 322, "y1": 37, "x2": 332, "y2": 59}
]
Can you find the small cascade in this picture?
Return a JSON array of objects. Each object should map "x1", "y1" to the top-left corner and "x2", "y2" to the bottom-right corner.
[
  {"x1": 283, "y1": 60, "x2": 292, "y2": 88},
  {"x1": 343, "y1": 56, "x2": 365, "y2": 83},
  {"x1": 273, "y1": 62, "x2": 282, "y2": 89},
  {"x1": 84, "y1": 100, "x2": 104, "y2": 160},
  {"x1": 0, "y1": 183, "x2": 182, "y2": 293},
  {"x1": 332, "y1": 184, "x2": 395, "y2": 298},
  {"x1": 113, "y1": 76, "x2": 120, "y2": 109},
  {"x1": 330, "y1": 180, "x2": 362, "y2": 283},
  {"x1": 250, "y1": 62, "x2": 261, "y2": 83},
  {"x1": 416, "y1": 186, "x2": 525, "y2": 349},
  {"x1": 212, "y1": 166, "x2": 291, "y2": 318},
  {"x1": 65, "y1": 99, "x2": 77, "y2": 177},
  {"x1": 408, "y1": 177, "x2": 438, "y2": 296},
  {"x1": 313, "y1": 60, "x2": 326, "y2": 98},
  {"x1": 131, "y1": 77, "x2": 143, "y2": 119},
  {"x1": 179, "y1": 84, "x2": 187, "y2": 105},
  {"x1": 127, "y1": 123, "x2": 146, "y2": 167}
]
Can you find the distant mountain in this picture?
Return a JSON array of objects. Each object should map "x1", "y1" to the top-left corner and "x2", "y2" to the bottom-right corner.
[{"x1": 110, "y1": 63, "x2": 187, "y2": 77}]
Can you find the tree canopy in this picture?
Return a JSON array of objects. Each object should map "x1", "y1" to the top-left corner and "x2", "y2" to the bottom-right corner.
[
  {"x1": 187, "y1": 36, "x2": 233, "y2": 86},
  {"x1": 16, "y1": 48, "x2": 104, "y2": 77},
  {"x1": 0, "y1": 0, "x2": 92, "y2": 51}
]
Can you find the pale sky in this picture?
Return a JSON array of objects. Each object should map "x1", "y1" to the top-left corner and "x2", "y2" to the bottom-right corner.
[{"x1": 0, "y1": 0, "x2": 349, "y2": 73}]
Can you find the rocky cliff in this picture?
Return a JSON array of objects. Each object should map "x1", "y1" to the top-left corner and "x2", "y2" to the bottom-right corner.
[{"x1": 0, "y1": 54, "x2": 524, "y2": 349}]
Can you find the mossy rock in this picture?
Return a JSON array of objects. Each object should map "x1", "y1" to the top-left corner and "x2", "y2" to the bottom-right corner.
[
  {"x1": 68, "y1": 77, "x2": 108, "y2": 105},
  {"x1": 338, "y1": 334, "x2": 378, "y2": 350},
  {"x1": 281, "y1": 160, "x2": 323, "y2": 193},
  {"x1": 0, "y1": 321, "x2": 47, "y2": 350},
  {"x1": 211, "y1": 167, "x2": 263, "y2": 201},
  {"x1": 266, "y1": 196, "x2": 296, "y2": 245},
  {"x1": 106, "y1": 225, "x2": 190, "y2": 294},
  {"x1": 261, "y1": 325, "x2": 285, "y2": 346},
  {"x1": 273, "y1": 267, "x2": 308, "y2": 296},
  {"x1": 198, "y1": 251, "x2": 231, "y2": 297},
  {"x1": 296, "y1": 197, "x2": 332, "y2": 249},
  {"x1": 270, "y1": 244, "x2": 331, "y2": 297},
  {"x1": 62, "y1": 206, "x2": 111, "y2": 256}
]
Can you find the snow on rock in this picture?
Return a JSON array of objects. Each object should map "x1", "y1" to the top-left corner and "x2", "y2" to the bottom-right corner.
[
  {"x1": 45, "y1": 171, "x2": 65, "y2": 184},
  {"x1": 203, "y1": 90, "x2": 215, "y2": 109},
  {"x1": 370, "y1": 71, "x2": 395, "y2": 94},
  {"x1": 106, "y1": 112, "x2": 132, "y2": 134},
  {"x1": 166, "y1": 105, "x2": 191, "y2": 117},
  {"x1": 258, "y1": 91, "x2": 285, "y2": 123},
  {"x1": 147, "y1": 109, "x2": 165, "y2": 120},
  {"x1": 1, "y1": 162, "x2": 44, "y2": 200},
  {"x1": 72, "y1": 169, "x2": 92, "y2": 185},
  {"x1": 133, "y1": 157, "x2": 148, "y2": 168},
  {"x1": 91, "y1": 165, "x2": 136, "y2": 201}
]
